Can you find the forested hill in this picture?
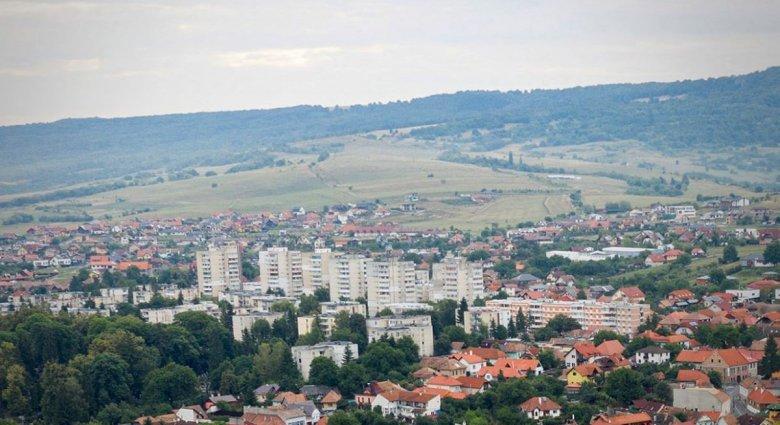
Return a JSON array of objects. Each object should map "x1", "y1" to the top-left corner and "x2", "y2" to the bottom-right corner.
[{"x1": 0, "y1": 67, "x2": 778, "y2": 194}]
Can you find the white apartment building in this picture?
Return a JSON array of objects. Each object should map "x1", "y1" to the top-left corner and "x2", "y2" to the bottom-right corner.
[
  {"x1": 366, "y1": 315, "x2": 434, "y2": 356},
  {"x1": 320, "y1": 301, "x2": 367, "y2": 316},
  {"x1": 485, "y1": 298, "x2": 650, "y2": 335},
  {"x1": 328, "y1": 255, "x2": 370, "y2": 302},
  {"x1": 301, "y1": 248, "x2": 338, "y2": 295},
  {"x1": 232, "y1": 311, "x2": 283, "y2": 341},
  {"x1": 431, "y1": 255, "x2": 484, "y2": 302},
  {"x1": 196, "y1": 243, "x2": 242, "y2": 297},
  {"x1": 462, "y1": 306, "x2": 512, "y2": 334},
  {"x1": 258, "y1": 247, "x2": 304, "y2": 296},
  {"x1": 218, "y1": 291, "x2": 297, "y2": 314},
  {"x1": 141, "y1": 301, "x2": 221, "y2": 324},
  {"x1": 291, "y1": 341, "x2": 359, "y2": 380},
  {"x1": 366, "y1": 259, "x2": 419, "y2": 316}
]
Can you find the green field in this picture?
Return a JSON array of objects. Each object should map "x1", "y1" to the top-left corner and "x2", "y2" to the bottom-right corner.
[{"x1": 0, "y1": 136, "x2": 776, "y2": 232}]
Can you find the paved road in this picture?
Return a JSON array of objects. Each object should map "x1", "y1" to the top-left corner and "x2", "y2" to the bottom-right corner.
[{"x1": 724, "y1": 384, "x2": 747, "y2": 417}]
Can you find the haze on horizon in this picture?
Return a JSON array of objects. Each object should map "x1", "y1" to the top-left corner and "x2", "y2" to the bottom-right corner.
[{"x1": 1, "y1": 0, "x2": 779, "y2": 126}]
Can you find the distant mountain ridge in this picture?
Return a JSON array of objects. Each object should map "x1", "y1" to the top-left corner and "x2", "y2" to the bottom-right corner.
[{"x1": 0, "y1": 67, "x2": 778, "y2": 194}]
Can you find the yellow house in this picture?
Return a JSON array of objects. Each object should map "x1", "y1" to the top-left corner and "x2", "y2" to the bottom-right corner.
[{"x1": 566, "y1": 364, "x2": 601, "y2": 386}]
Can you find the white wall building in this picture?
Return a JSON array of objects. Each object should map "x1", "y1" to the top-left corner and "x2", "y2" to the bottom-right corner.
[{"x1": 196, "y1": 242, "x2": 242, "y2": 297}]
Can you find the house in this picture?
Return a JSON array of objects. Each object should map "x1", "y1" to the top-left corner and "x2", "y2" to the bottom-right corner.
[
  {"x1": 756, "y1": 312, "x2": 780, "y2": 337},
  {"x1": 590, "y1": 412, "x2": 652, "y2": 425},
  {"x1": 741, "y1": 254, "x2": 773, "y2": 268},
  {"x1": 519, "y1": 396, "x2": 562, "y2": 420},
  {"x1": 254, "y1": 384, "x2": 280, "y2": 403},
  {"x1": 176, "y1": 405, "x2": 209, "y2": 422},
  {"x1": 240, "y1": 406, "x2": 307, "y2": 425},
  {"x1": 355, "y1": 381, "x2": 403, "y2": 407},
  {"x1": 699, "y1": 348, "x2": 762, "y2": 383},
  {"x1": 635, "y1": 346, "x2": 671, "y2": 365},
  {"x1": 320, "y1": 390, "x2": 341, "y2": 415},
  {"x1": 450, "y1": 353, "x2": 486, "y2": 376},
  {"x1": 492, "y1": 358, "x2": 544, "y2": 376},
  {"x1": 614, "y1": 286, "x2": 646, "y2": 303},
  {"x1": 672, "y1": 387, "x2": 732, "y2": 415},
  {"x1": 676, "y1": 369, "x2": 711, "y2": 387},
  {"x1": 567, "y1": 364, "x2": 601, "y2": 386},
  {"x1": 746, "y1": 389, "x2": 780, "y2": 414},
  {"x1": 371, "y1": 389, "x2": 441, "y2": 420}
]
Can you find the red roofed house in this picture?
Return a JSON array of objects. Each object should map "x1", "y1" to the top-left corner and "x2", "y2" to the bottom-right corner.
[
  {"x1": 371, "y1": 389, "x2": 441, "y2": 420},
  {"x1": 747, "y1": 388, "x2": 780, "y2": 414},
  {"x1": 519, "y1": 396, "x2": 562, "y2": 420},
  {"x1": 591, "y1": 412, "x2": 652, "y2": 425},
  {"x1": 676, "y1": 369, "x2": 711, "y2": 387},
  {"x1": 700, "y1": 349, "x2": 763, "y2": 383},
  {"x1": 614, "y1": 286, "x2": 646, "y2": 303}
]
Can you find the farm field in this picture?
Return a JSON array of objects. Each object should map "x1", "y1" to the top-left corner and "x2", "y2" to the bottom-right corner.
[{"x1": 0, "y1": 136, "x2": 774, "y2": 232}]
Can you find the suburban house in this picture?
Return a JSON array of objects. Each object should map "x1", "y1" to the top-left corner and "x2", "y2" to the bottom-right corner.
[
  {"x1": 519, "y1": 396, "x2": 562, "y2": 420},
  {"x1": 634, "y1": 346, "x2": 671, "y2": 365},
  {"x1": 746, "y1": 388, "x2": 780, "y2": 414},
  {"x1": 371, "y1": 389, "x2": 441, "y2": 420},
  {"x1": 590, "y1": 412, "x2": 652, "y2": 425},
  {"x1": 699, "y1": 348, "x2": 762, "y2": 383}
]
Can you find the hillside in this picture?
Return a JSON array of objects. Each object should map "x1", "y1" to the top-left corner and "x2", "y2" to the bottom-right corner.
[{"x1": 0, "y1": 67, "x2": 778, "y2": 195}]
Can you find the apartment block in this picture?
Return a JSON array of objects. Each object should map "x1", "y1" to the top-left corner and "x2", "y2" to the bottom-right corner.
[
  {"x1": 431, "y1": 255, "x2": 484, "y2": 302},
  {"x1": 366, "y1": 259, "x2": 419, "y2": 316},
  {"x1": 233, "y1": 311, "x2": 284, "y2": 341},
  {"x1": 301, "y1": 248, "x2": 338, "y2": 295},
  {"x1": 291, "y1": 341, "x2": 359, "y2": 380},
  {"x1": 485, "y1": 298, "x2": 650, "y2": 335},
  {"x1": 258, "y1": 247, "x2": 304, "y2": 297},
  {"x1": 328, "y1": 255, "x2": 370, "y2": 302},
  {"x1": 366, "y1": 315, "x2": 434, "y2": 356},
  {"x1": 196, "y1": 243, "x2": 242, "y2": 297},
  {"x1": 463, "y1": 306, "x2": 512, "y2": 334},
  {"x1": 141, "y1": 302, "x2": 221, "y2": 324}
]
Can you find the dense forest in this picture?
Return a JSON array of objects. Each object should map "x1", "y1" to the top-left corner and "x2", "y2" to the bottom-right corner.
[{"x1": 0, "y1": 67, "x2": 777, "y2": 194}]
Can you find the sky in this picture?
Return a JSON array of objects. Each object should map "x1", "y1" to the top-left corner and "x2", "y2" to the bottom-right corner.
[{"x1": 1, "y1": 0, "x2": 779, "y2": 126}]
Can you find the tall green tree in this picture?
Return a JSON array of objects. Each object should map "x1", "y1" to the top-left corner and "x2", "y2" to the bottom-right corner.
[
  {"x1": 722, "y1": 245, "x2": 739, "y2": 263},
  {"x1": 141, "y1": 363, "x2": 199, "y2": 406},
  {"x1": 308, "y1": 356, "x2": 340, "y2": 387},
  {"x1": 759, "y1": 337, "x2": 779, "y2": 378},
  {"x1": 40, "y1": 363, "x2": 87, "y2": 425}
]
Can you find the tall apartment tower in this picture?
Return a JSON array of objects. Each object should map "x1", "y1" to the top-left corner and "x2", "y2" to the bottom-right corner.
[
  {"x1": 301, "y1": 248, "x2": 339, "y2": 295},
  {"x1": 328, "y1": 255, "x2": 370, "y2": 302},
  {"x1": 257, "y1": 247, "x2": 304, "y2": 296},
  {"x1": 431, "y1": 255, "x2": 485, "y2": 302},
  {"x1": 366, "y1": 258, "x2": 419, "y2": 316},
  {"x1": 196, "y1": 242, "x2": 242, "y2": 298}
]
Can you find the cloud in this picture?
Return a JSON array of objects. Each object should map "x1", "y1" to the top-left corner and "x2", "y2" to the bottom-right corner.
[
  {"x1": 0, "y1": 58, "x2": 101, "y2": 76},
  {"x1": 213, "y1": 47, "x2": 343, "y2": 68}
]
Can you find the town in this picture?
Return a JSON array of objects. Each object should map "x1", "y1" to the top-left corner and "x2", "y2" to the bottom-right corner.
[{"x1": 0, "y1": 193, "x2": 778, "y2": 425}]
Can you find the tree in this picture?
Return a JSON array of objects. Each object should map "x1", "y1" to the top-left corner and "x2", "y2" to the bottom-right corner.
[
  {"x1": 1, "y1": 364, "x2": 30, "y2": 416},
  {"x1": 538, "y1": 349, "x2": 559, "y2": 370},
  {"x1": 298, "y1": 294, "x2": 320, "y2": 316},
  {"x1": 85, "y1": 353, "x2": 133, "y2": 413},
  {"x1": 89, "y1": 329, "x2": 160, "y2": 393},
  {"x1": 546, "y1": 314, "x2": 581, "y2": 333},
  {"x1": 765, "y1": 241, "x2": 780, "y2": 265},
  {"x1": 707, "y1": 370, "x2": 722, "y2": 388},
  {"x1": 593, "y1": 330, "x2": 626, "y2": 346},
  {"x1": 467, "y1": 250, "x2": 491, "y2": 262},
  {"x1": 309, "y1": 356, "x2": 340, "y2": 387},
  {"x1": 328, "y1": 411, "x2": 360, "y2": 425},
  {"x1": 759, "y1": 336, "x2": 779, "y2": 378},
  {"x1": 507, "y1": 317, "x2": 517, "y2": 338},
  {"x1": 337, "y1": 362, "x2": 369, "y2": 397},
  {"x1": 604, "y1": 369, "x2": 645, "y2": 405},
  {"x1": 722, "y1": 245, "x2": 739, "y2": 263},
  {"x1": 40, "y1": 363, "x2": 87, "y2": 425},
  {"x1": 516, "y1": 309, "x2": 528, "y2": 338},
  {"x1": 141, "y1": 363, "x2": 199, "y2": 406},
  {"x1": 458, "y1": 298, "x2": 468, "y2": 325}
]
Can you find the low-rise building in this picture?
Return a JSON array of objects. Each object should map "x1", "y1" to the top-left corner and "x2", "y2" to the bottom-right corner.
[
  {"x1": 291, "y1": 341, "x2": 358, "y2": 380},
  {"x1": 367, "y1": 315, "x2": 434, "y2": 356},
  {"x1": 519, "y1": 396, "x2": 562, "y2": 420}
]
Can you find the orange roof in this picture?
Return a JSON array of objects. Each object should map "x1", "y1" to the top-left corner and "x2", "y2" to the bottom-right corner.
[
  {"x1": 117, "y1": 261, "x2": 151, "y2": 271},
  {"x1": 596, "y1": 340, "x2": 625, "y2": 356},
  {"x1": 477, "y1": 366, "x2": 524, "y2": 379},
  {"x1": 493, "y1": 358, "x2": 541, "y2": 371},
  {"x1": 455, "y1": 376, "x2": 487, "y2": 389},
  {"x1": 426, "y1": 375, "x2": 462, "y2": 387},
  {"x1": 715, "y1": 348, "x2": 760, "y2": 367},
  {"x1": 464, "y1": 347, "x2": 507, "y2": 360},
  {"x1": 676, "y1": 350, "x2": 712, "y2": 364},
  {"x1": 619, "y1": 286, "x2": 645, "y2": 299},
  {"x1": 573, "y1": 364, "x2": 601, "y2": 377},
  {"x1": 748, "y1": 389, "x2": 780, "y2": 405},
  {"x1": 519, "y1": 396, "x2": 561, "y2": 412},
  {"x1": 321, "y1": 390, "x2": 341, "y2": 404},
  {"x1": 591, "y1": 412, "x2": 652, "y2": 425},
  {"x1": 451, "y1": 353, "x2": 485, "y2": 364},
  {"x1": 573, "y1": 341, "x2": 600, "y2": 357},
  {"x1": 676, "y1": 369, "x2": 710, "y2": 385}
]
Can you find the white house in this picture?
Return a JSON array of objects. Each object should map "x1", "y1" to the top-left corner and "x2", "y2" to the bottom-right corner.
[
  {"x1": 635, "y1": 346, "x2": 671, "y2": 365},
  {"x1": 519, "y1": 397, "x2": 562, "y2": 420}
]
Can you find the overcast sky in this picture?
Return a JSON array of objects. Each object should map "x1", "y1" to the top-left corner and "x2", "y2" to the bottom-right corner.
[{"x1": 1, "y1": 0, "x2": 778, "y2": 126}]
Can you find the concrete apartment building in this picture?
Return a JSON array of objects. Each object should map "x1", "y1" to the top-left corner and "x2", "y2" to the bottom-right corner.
[
  {"x1": 141, "y1": 302, "x2": 221, "y2": 324},
  {"x1": 320, "y1": 301, "x2": 367, "y2": 316},
  {"x1": 431, "y1": 255, "x2": 484, "y2": 302},
  {"x1": 485, "y1": 297, "x2": 650, "y2": 335},
  {"x1": 366, "y1": 315, "x2": 435, "y2": 356},
  {"x1": 258, "y1": 247, "x2": 304, "y2": 297},
  {"x1": 463, "y1": 307, "x2": 512, "y2": 334},
  {"x1": 291, "y1": 341, "x2": 359, "y2": 380},
  {"x1": 328, "y1": 255, "x2": 370, "y2": 302},
  {"x1": 232, "y1": 311, "x2": 283, "y2": 341},
  {"x1": 301, "y1": 248, "x2": 338, "y2": 295},
  {"x1": 196, "y1": 242, "x2": 242, "y2": 297},
  {"x1": 366, "y1": 259, "x2": 419, "y2": 316}
]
